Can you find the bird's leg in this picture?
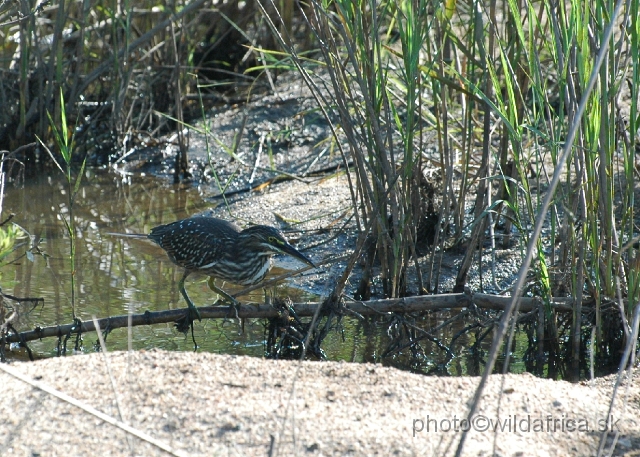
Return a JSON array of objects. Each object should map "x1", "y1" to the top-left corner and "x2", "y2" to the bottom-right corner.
[
  {"x1": 207, "y1": 277, "x2": 240, "y2": 319},
  {"x1": 179, "y1": 271, "x2": 202, "y2": 322}
]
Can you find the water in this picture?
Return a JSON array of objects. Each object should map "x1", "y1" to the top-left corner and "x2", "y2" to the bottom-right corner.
[
  {"x1": 3, "y1": 168, "x2": 320, "y2": 357},
  {"x1": 0, "y1": 168, "x2": 543, "y2": 377}
]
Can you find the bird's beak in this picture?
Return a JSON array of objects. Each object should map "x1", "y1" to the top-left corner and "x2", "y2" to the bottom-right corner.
[{"x1": 281, "y1": 242, "x2": 316, "y2": 268}]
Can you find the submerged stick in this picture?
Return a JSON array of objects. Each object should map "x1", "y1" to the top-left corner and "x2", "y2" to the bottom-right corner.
[{"x1": 3, "y1": 292, "x2": 577, "y2": 345}]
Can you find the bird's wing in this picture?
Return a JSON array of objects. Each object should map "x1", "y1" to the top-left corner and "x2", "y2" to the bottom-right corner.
[{"x1": 150, "y1": 218, "x2": 241, "y2": 271}]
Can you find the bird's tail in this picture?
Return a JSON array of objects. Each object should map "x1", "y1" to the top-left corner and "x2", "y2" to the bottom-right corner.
[{"x1": 104, "y1": 232, "x2": 148, "y2": 239}]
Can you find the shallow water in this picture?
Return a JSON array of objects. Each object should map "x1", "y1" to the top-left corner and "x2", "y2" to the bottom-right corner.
[
  {"x1": 3, "y1": 169, "x2": 311, "y2": 356},
  {"x1": 2, "y1": 168, "x2": 534, "y2": 377}
]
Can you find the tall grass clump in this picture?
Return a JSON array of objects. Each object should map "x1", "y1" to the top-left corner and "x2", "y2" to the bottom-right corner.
[
  {"x1": 261, "y1": 0, "x2": 440, "y2": 300},
  {"x1": 514, "y1": 0, "x2": 640, "y2": 364},
  {"x1": 0, "y1": 0, "x2": 280, "y2": 169},
  {"x1": 307, "y1": 0, "x2": 430, "y2": 299},
  {"x1": 261, "y1": 0, "x2": 640, "y2": 373}
]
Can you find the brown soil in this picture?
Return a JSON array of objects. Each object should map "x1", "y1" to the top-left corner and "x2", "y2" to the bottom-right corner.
[{"x1": 1, "y1": 350, "x2": 639, "y2": 456}]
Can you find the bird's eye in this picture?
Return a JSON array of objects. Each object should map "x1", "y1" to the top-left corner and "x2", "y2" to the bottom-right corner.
[{"x1": 268, "y1": 236, "x2": 283, "y2": 245}]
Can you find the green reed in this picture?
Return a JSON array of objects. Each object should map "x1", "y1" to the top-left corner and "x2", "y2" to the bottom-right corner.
[
  {"x1": 258, "y1": 0, "x2": 640, "y2": 369},
  {"x1": 36, "y1": 89, "x2": 86, "y2": 320}
]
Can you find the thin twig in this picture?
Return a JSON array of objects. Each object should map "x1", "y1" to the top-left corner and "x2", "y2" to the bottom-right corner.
[
  {"x1": 0, "y1": 362, "x2": 188, "y2": 457},
  {"x1": 92, "y1": 316, "x2": 134, "y2": 454}
]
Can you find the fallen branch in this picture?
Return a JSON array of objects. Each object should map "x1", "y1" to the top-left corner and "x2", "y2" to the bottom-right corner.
[{"x1": 2, "y1": 292, "x2": 580, "y2": 345}]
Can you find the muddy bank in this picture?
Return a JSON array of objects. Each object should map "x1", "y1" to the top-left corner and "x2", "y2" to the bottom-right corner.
[{"x1": 1, "y1": 350, "x2": 638, "y2": 456}]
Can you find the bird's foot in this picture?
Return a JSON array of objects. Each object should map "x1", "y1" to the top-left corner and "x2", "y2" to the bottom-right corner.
[
  {"x1": 214, "y1": 297, "x2": 241, "y2": 323},
  {"x1": 174, "y1": 305, "x2": 201, "y2": 334}
]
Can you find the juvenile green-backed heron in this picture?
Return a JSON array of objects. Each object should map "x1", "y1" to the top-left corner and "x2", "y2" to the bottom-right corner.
[{"x1": 148, "y1": 216, "x2": 315, "y2": 321}]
